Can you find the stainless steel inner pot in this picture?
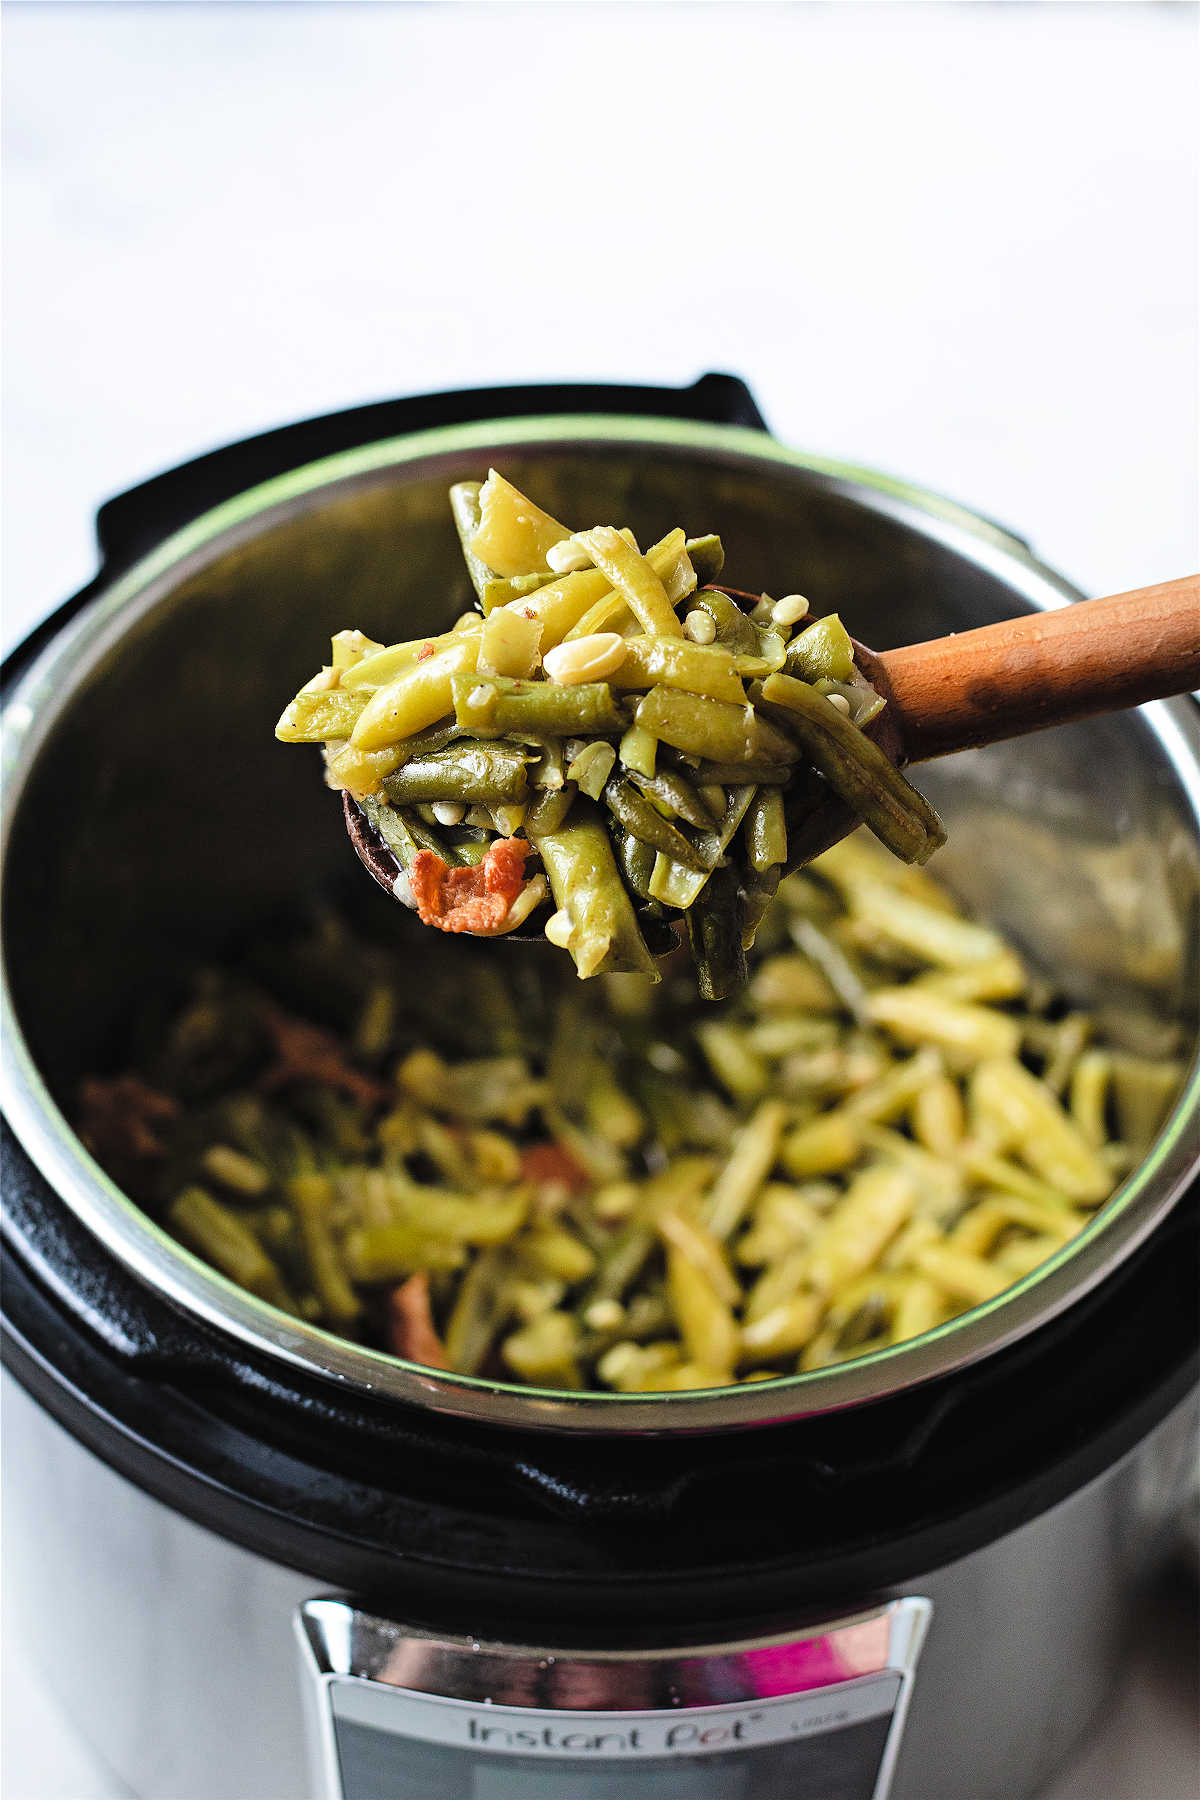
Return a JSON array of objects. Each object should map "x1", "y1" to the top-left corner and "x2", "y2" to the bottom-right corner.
[{"x1": 3, "y1": 414, "x2": 1198, "y2": 1432}]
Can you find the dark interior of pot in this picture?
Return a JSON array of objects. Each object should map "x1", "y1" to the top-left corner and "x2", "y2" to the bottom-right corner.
[{"x1": 5, "y1": 440, "x2": 1198, "y2": 1129}]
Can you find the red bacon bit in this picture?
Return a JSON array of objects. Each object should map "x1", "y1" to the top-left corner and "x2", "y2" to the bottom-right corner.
[
  {"x1": 410, "y1": 839, "x2": 532, "y2": 936},
  {"x1": 415, "y1": 642, "x2": 435, "y2": 663},
  {"x1": 387, "y1": 1273, "x2": 450, "y2": 1369},
  {"x1": 77, "y1": 1075, "x2": 179, "y2": 1166},
  {"x1": 257, "y1": 1004, "x2": 389, "y2": 1106},
  {"x1": 519, "y1": 1141, "x2": 592, "y2": 1195}
]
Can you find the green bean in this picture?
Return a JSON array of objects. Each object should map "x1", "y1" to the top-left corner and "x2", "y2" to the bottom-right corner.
[
  {"x1": 629, "y1": 767, "x2": 719, "y2": 829},
  {"x1": 169, "y1": 1185, "x2": 297, "y2": 1312},
  {"x1": 679, "y1": 756, "x2": 792, "y2": 787},
  {"x1": 706, "y1": 1098, "x2": 790, "y2": 1240},
  {"x1": 612, "y1": 824, "x2": 658, "y2": 901},
  {"x1": 524, "y1": 782, "x2": 577, "y2": 837},
  {"x1": 578, "y1": 528, "x2": 684, "y2": 638},
  {"x1": 619, "y1": 723, "x2": 658, "y2": 777},
  {"x1": 288, "y1": 1172, "x2": 361, "y2": 1322},
  {"x1": 784, "y1": 613, "x2": 856, "y2": 683},
  {"x1": 444, "y1": 1246, "x2": 513, "y2": 1374},
  {"x1": 635, "y1": 685, "x2": 797, "y2": 767},
  {"x1": 685, "y1": 536, "x2": 726, "y2": 584},
  {"x1": 529, "y1": 797, "x2": 660, "y2": 979},
  {"x1": 453, "y1": 670, "x2": 625, "y2": 738},
  {"x1": 480, "y1": 570, "x2": 559, "y2": 614},
  {"x1": 746, "y1": 789, "x2": 787, "y2": 871},
  {"x1": 604, "y1": 777, "x2": 707, "y2": 871},
  {"x1": 611, "y1": 636, "x2": 747, "y2": 705},
  {"x1": 757, "y1": 673, "x2": 945, "y2": 865},
  {"x1": 380, "y1": 742, "x2": 530, "y2": 807},
  {"x1": 649, "y1": 784, "x2": 757, "y2": 910},
  {"x1": 529, "y1": 736, "x2": 567, "y2": 790},
  {"x1": 345, "y1": 1224, "x2": 466, "y2": 1281},
  {"x1": 689, "y1": 587, "x2": 759, "y2": 654},
  {"x1": 740, "y1": 864, "x2": 782, "y2": 950},
  {"x1": 566, "y1": 740, "x2": 617, "y2": 800},
  {"x1": 686, "y1": 863, "x2": 748, "y2": 1002},
  {"x1": 275, "y1": 686, "x2": 370, "y2": 743},
  {"x1": 449, "y1": 481, "x2": 495, "y2": 605},
  {"x1": 356, "y1": 794, "x2": 424, "y2": 870}
]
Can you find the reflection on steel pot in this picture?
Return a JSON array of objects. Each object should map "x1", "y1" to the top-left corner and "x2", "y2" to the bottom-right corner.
[{"x1": 2, "y1": 377, "x2": 1197, "y2": 1800}]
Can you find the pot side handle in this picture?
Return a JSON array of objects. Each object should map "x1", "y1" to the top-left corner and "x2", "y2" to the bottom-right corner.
[{"x1": 94, "y1": 373, "x2": 769, "y2": 576}]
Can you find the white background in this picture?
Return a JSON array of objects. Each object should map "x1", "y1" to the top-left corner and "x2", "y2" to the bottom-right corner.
[{"x1": 2, "y1": 2, "x2": 1197, "y2": 1796}]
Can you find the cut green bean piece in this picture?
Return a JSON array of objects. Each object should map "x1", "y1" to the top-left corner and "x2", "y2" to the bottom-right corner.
[
  {"x1": 746, "y1": 788, "x2": 788, "y2": 871},
  {"x1": 740, "y1": 864, "x2": 782, "y2": 950},
  {"x1": 635, "y1": 686, "x2": 797, "y2": 767},
  {"x1": 649, "y1": 785, "x2": 757, "y2": 910},
  {"x1": 604, "y1": 778, "x2": 707, "y2": 870},
  {"x1": 611, "y1": 636, "x2": 747, "y2": 705},
  {"x1": 619, "y1": 723, "x2": 658, "y2": 777},
  {"x1": 690, "y1": 587, "x2": 759, "y2": 654},
  {"x1": 448, "y1": 481, "x2": 496, "y2": 605},
  {"x1": 381, "y1": 742, "x2": 530, "y2": 806},
  {"x1": 529, "y1": 797, "x2": 660, "y2": 979},
  {"x1": 169, "y1": 1186, "x2": 297, "y2": 1312},
  {"x1": 629, "y1": 767, "x2": 720, "y2": 829},
  {"x1": 275, "y1": 686, "x2": 370, "y2": 743},
  {"x1": 480, "y1": 570, "x2": 559, "y2": 614},
  {"x1": 357, "y1": 794, "x2": 424, "y2": 870},
  {"x1": 567, "y1": 740, "x2": 617, "y2": 801},
  {"x1": 452, "y1": 670, "x2": 625, "y2": 738},
  {"x1": 578, "y1": 527, "x2": 684, "y2": 638},
  {"x1": 685, "y1": 536, "x2": 726, "y2": 584},
  {"x1": 784, "y1": 613, "x2": 856, "y2": 684},
  {"x1": 686, "y1": 863, "x2": 748, "y2": 1002},
  {"x1": 758, "y1": 673, "x2": 945, "y2": 865},
  {"x1": 612, "y1": 824, "x2": 658, "y2": 901},
  {"x1": 524, "y1": 782, "x2": 577, "y2": 837}
]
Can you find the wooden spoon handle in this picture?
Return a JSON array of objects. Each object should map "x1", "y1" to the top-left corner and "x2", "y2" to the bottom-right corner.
[{"x1": 872, "y1": 574, "x2": 1200, "y2": 763}]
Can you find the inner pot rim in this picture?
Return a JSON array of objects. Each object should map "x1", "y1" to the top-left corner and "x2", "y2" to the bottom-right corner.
[{"x1": 3, "y1": 412, "x2": 1199, "y2": 1436}]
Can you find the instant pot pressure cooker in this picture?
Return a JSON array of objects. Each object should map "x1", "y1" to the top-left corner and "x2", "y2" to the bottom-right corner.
[{"x1": 3, "y1": 376, "x2": 1197, "y2": 1800}]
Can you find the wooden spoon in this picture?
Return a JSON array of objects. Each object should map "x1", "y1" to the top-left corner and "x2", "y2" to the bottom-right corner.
[{"x1": 345, "y1": 573, "x2": 1200, "y2": 925}]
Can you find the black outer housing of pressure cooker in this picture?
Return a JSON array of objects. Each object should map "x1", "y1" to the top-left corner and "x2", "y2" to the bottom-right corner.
[{"x1": 2, "y1": 374, "x2": 1197, "y2": 1642}]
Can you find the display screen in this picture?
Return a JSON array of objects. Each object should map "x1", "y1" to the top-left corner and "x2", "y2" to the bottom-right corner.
[
  {"x1": 329, "y1": 1678, "x2": 901, "y2": 1800},
  {"x1": 335, "y1": 1714, "x2": 894, "y2": 1800}
]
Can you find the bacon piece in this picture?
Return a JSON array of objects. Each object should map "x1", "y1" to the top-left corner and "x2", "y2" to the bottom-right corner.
[
  {"x1": 520, "y1": 1141, "x2": 592, "y2": 1195},
  {"x1": 387, "y1": 1272, "x2": 450, "y2": 1369},
  {"x1": 410, "y1": 838, "x2": 532, "y2": 936},
  {"x1": 415, "y1": 642, "x2": 435, "y2": 662},
  {"x1": 257, "y1": 1004, "x2": 389, "y2": 1106},
  {"x1": 77, "y1": 1075, "x2": 179, "y2": 1165}
]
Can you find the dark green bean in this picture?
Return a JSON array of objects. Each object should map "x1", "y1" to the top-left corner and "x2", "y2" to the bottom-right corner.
[
  {"x1": 689, "y1": 586, "x2": 759, "y2": 654},
  {"x1": 629, "y1": 767, "x2": 720, "y2": 829},
  {"x1": 635, "y1": 686, "x2": 797, "y2": 767},
  {"x1": 683, "y1": 757, "x2": 792, "y2": 786},
  {"x1": 686, "y1": 863, "x2": 748, "y2": 1002},
  {"x1": 381, "y1": 742, "x2": 530, "y2": 806},
  {"x1": 685, "y1": 536, "x2": 726, "y2": 584},
  {"x1": 453, "y1": 671, "x2": 625, "y2": 738},
  {"x1": 739, "y1": 864, "x2": 781, "y2": 951},
  {"x1": 357, "y1": 794, "x2": 423, "y2": 869},
  {"x1": 756, "y1": 673, "x2": 945, "y2": 864},
  {"x1": 524, "y1": 782, "x2": 577, "y2": 837},
  {"x1": 612, "y1": 823, "x2": 658, "y2": 900},
  {"x1": 604, "y1": 778, "x2": 707, "y2": 871}
]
